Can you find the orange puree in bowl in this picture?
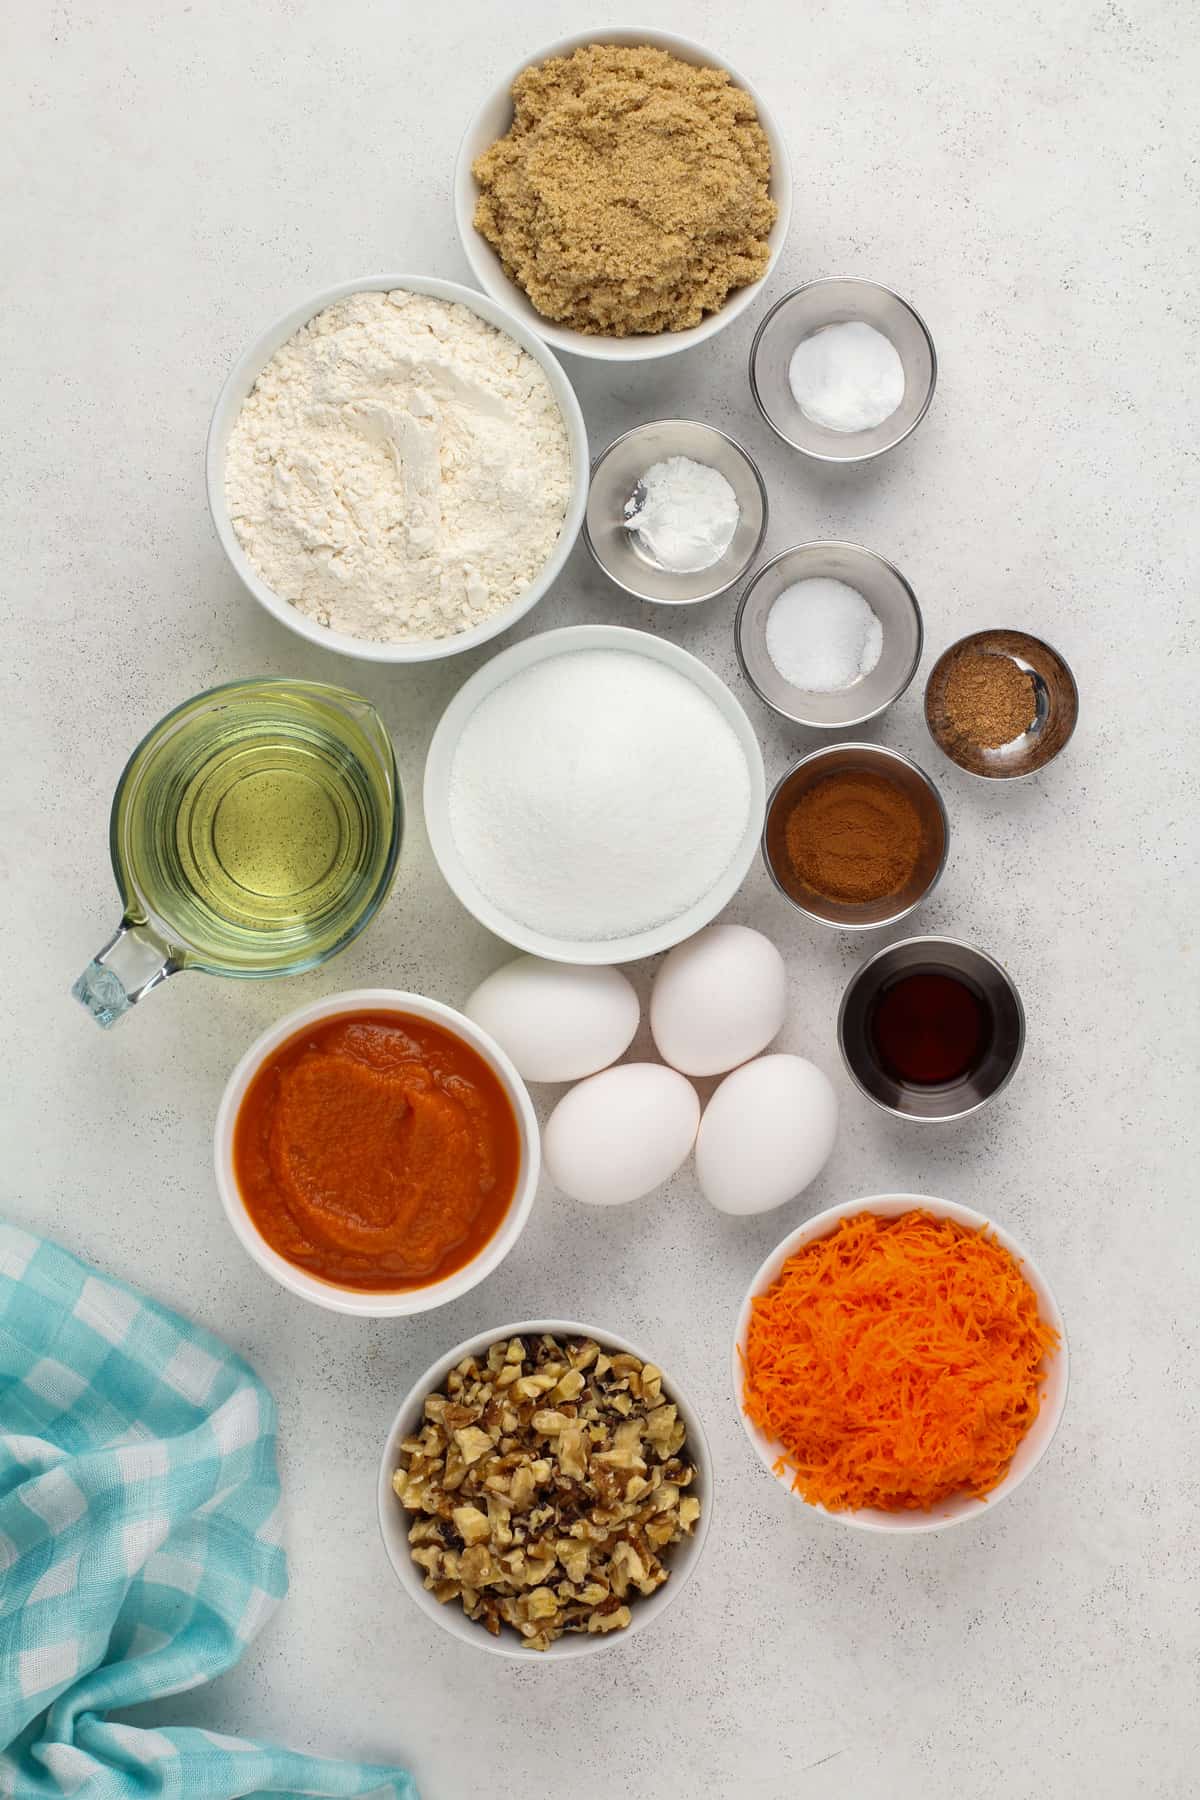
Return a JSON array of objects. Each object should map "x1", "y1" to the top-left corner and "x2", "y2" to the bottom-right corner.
[{"x1": 233, "y1": 1011, "x2": 520, "y2": 1291}]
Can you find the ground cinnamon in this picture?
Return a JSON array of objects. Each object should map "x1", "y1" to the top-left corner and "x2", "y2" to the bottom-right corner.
[{"x1": 782, "y1": 770, "x2": 924, "y2": 903}]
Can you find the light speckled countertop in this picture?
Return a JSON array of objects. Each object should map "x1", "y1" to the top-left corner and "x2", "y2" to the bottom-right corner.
[{"x1": 5, "y1": 3, "x2": 1199, "y2": 1795}]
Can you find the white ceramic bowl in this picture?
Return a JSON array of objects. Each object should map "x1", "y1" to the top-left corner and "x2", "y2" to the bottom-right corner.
[
  {"x1": 732, "y1": 1194, "x2": 1068, "y2": 1533},
  {"x1": 423, "y1": 623, "x2": 767, "y2": 964},
  {"x1": 378, "y1": 1318, "x2": 712, "y2": 1659},
  {"x1": 205, "y1": 274, "x2": 589, "y2": 662},
  {"x1": 213, "y1": 988, "x2": 539, "y2": 1317},
  {"x1": 454, "y1": 28, "x2": 792, "y2": 363}
]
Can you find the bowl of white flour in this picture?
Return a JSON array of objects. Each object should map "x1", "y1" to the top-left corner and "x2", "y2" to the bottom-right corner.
[
  {"x1": 207, "y1": 275, "x2": 588, "y2": 662},
  {"x1": 424, "y1": 624, "x2": 766, "y2": 963}
]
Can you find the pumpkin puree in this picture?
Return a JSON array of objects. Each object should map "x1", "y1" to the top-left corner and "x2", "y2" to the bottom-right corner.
[{"x1": 233, "y1": 1011, "x2": 520, "y2": 1291}]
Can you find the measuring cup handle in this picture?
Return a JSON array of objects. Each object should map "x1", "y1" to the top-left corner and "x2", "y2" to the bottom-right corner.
[{"x1": 72, "y1": 923, "x2": 178, "y2": 1028}]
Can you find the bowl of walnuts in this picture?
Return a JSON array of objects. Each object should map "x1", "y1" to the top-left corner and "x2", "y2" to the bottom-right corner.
[{"x1": 377, "y1": 1320, "x2": 711, "y2": 1658}]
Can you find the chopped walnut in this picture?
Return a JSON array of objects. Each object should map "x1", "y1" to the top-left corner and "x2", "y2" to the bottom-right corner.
[
  {"x1": 453, "y1": 1426, "x2": 493, "y2": 1466},
  {"x1": 588, "y1": 1605, "x2": 632, "y2": 1634},
  {"x1": 451, "y1": 1504, "x2": 491, "y2": 1546},
  {"x1": 392, "y1": 1334, "x2": 701, "y2": 1651},
  {"x1": 558, "y1": 1425, "x2": 587, "y2": 1481}
]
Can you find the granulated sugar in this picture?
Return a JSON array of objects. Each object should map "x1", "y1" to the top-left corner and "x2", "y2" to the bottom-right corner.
[{"x1": 447, "y1": 650, "x2": 752, "y2": 940}]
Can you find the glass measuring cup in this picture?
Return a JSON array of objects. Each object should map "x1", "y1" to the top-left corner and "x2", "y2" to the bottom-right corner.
[{"x1": 73, "y1": 678, "x2": 402, "y2": 1027}]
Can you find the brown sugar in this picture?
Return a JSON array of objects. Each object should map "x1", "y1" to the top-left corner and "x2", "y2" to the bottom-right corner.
[
  {"x1": 782, "y1": 771, "x2": 925, "y2": 905},
  {"x1": 940, "y1": 650, "x2": 1037, "y2": 750},
  {"x1": 472, "y1": 44, "x2": 776, "y2": 337}
]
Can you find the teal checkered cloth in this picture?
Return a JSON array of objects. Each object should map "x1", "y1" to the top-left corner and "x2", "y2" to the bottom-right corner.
[{"x1": 0, "y1": 1223, "x2": 417, "y2": 1800}]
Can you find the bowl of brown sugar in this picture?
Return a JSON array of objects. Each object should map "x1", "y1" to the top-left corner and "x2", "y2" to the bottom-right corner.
[
  {"x1": 763, "y1": 744, "x2": 949, "y2": 930},
  {"x1": 924, "y1": 628, "x2": 1078, "y2": 778},
  {"x1": 455, "y1": 30, "x2": 792, "y2": 362}
]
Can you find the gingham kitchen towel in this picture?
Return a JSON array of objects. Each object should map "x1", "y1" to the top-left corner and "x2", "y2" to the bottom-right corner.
[{"x1": 0, "y1": 1222, "x2": 417, "y2": 1800}]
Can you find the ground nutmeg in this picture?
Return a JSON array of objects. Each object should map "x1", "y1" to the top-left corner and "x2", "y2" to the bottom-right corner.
[
  {"x1": 781, "y1": 770, "x2": 925, "y2": 904},
  {"x1": 939, "y1": 649, "x2": 1037, "y2": 750}
]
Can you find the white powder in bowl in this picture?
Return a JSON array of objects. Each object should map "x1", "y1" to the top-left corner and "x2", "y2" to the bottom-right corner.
[
  {"x1": 766, "y1": 578, "x2": 884, "y2": 692},
  {"x1": 623, "y1": 456, "x2": 740, "y2": 573},
  {"x1": 787, "y1": 320, "x2": 905, "y2": 433},
  {"x1": 224, "y1": 289, "x2": 571, "y2": 643},
  {"x1": 447, "y1": 650, "x2": 752, "y2": 941}
]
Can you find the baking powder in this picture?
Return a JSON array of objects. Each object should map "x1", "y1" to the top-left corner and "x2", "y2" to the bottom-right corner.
[{"x1": 623, "y1": 456, "x2": 740, "y2": 572}]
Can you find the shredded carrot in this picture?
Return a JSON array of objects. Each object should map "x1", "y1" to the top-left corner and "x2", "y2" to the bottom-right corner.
[{"x1": 741, "y1": 1210, "x2": 1058, "y2": 1512}]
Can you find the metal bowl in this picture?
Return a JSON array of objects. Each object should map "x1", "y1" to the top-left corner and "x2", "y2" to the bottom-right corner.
[
  {"x1": 925, "y1": 628, "x2": 1079, "y2": 778},
  {"x1": 762, "y1": 743, "x2": 949, "y2": 930},
  {"x1": 584, "y1": 420, "x2": 768, "y2": 605},
  {"x1": 838, "y1": 936, "x2": 1025, "y2": 1122},
  {"x1": 735, "y1": 541, "x2": 923, "y2": 729},
  {"x1": 749, "y1": 278, "x2": 936, "y2": 463}
]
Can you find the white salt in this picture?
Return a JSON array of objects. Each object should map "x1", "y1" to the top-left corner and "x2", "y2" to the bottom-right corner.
[
  {"x1": 788, "y1": 321, "x2": 905, "y2": 433},
  {"x1": 448, "y1": 649, "x2": 751, "y2": 941},
  {"x1": 624, "y1": 456, "x2": 740, "y2": 573},
  {"x1": 765, "y1": 579, "x2": 884, "y2": 692}
]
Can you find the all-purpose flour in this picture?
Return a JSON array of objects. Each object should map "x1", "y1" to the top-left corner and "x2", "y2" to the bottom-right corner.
[
  {"x1": 448, "y1": 650, "x2": 752, "y2": 941},
  {"x1": 224, "y1": 290, "x2": 571, "y2": 642}
]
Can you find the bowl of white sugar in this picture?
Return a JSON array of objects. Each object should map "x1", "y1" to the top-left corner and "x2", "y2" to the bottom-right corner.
[
  {"x1": 206, "y1": 274, "x2": 589, "y2": 663},
  {"x1": 424, "y1": 625, "x2": 766, "y2": 963},
  {"x1": 749, "y1": 278, "x2": 936, "y2": 463},
  {"x1": 735, "y1": 541, "x2": 924, "y2": 730}
]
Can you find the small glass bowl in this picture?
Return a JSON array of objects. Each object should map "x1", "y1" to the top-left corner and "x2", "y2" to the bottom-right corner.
[
  {"x1": 762, "y1": 743, "x2": 949, "y2": 931},
  {"x1": 735, "y1": 541, "x2": 923, "y2": 730},
  {"x1": 749, "y1": 278, "x2": 936, "y2": 463},
  {"x1": 925, "y1": 629, "x2": 1079, "y2": 778},
  {"x1": 584, "y1": 420, "x2": 768, "y2": 605}
]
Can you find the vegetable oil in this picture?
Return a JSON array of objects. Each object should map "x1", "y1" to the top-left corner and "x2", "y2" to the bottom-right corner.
[{"x1": 111, "y1": 680, "x2": 400, "y2": 974}]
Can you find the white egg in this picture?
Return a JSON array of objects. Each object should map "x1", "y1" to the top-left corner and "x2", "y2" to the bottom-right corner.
[
  {"x1": 650, "y1": 924, "x2": 787, "y2": 1077},
  {"x1": 695, "y1": 1055, "x2": 838, "y2": 1216},
  {"x1": 464, "y1": 956, "x2": 639, "y2": 1084},
  {"x1": 544, "y1": 1064, "x2": 700, "y2": 1206}
]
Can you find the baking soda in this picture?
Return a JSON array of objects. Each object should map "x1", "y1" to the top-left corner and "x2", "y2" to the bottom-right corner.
[{"x1": 788, "y1": 321, "x2": 905, "y2": 433}]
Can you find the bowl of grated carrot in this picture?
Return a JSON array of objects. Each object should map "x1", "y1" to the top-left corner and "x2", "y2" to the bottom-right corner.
[{"x1": 732, "y1": 1195, "x2": 1068, "y2": 1533}]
